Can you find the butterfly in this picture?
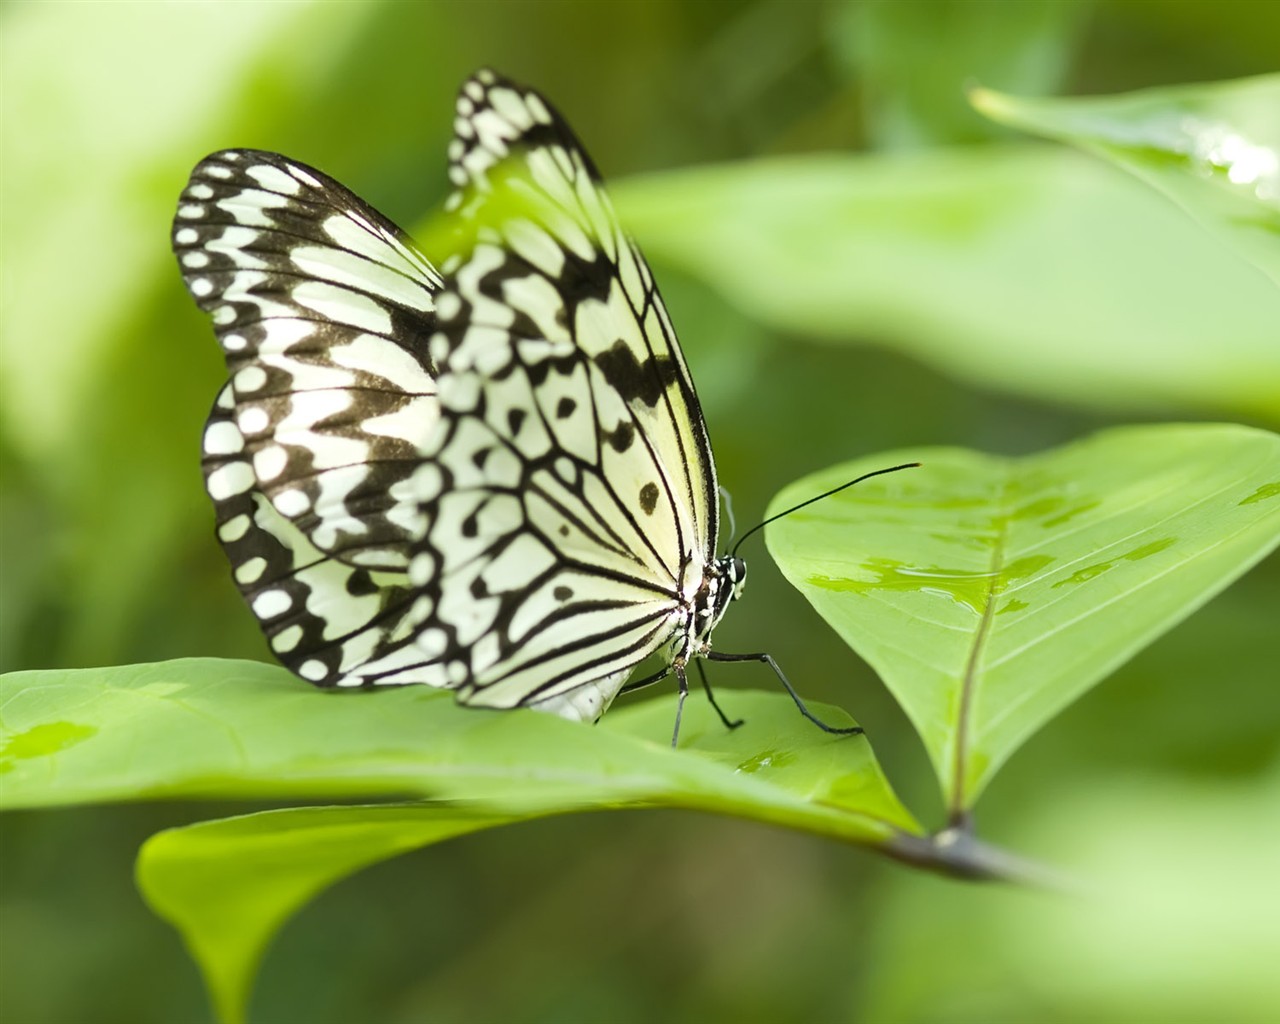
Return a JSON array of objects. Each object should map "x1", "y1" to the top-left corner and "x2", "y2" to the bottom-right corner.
[{"x1": 172, "y1": 68, "x2": 861, "y2": 745}]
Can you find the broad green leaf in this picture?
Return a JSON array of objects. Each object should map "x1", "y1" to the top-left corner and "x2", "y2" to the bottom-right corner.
[
  {"x1": 615, "y1": 146, "x2": 1280, "y2": 423},
  {"x1": 3, "y1": 662, "x2": 945, "y2": 1022},
  {"x1": 137, "y1": 806, "x2": 513, "y2": 1024},
  {"x1": 971, "y1": 75, "x2": 1280, "y2": 286},
  {"x1": 0, "y1": 660, "x2": 916, "y2": 840},
  {"x1": 767, "y1": 424, "x2": 1280, "y2": 811}
]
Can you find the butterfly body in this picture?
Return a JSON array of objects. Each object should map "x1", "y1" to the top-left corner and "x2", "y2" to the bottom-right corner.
[{"x1": 174, "y1": 70, "x2": 745, "y2": 727}]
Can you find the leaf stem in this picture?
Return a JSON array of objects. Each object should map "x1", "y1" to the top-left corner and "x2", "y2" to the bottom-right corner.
[{"x1": 884, "y1": 824, "x2": 1076, "y2": 889}]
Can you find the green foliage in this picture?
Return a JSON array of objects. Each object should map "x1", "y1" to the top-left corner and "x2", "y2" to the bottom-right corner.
[
  {"x1": 5, "y1": 421, "x2": 1277, "y2": 1020},
  {"x1": 159, "y1": 806, "x2": 1009, "y2": 1024},
  {"x1": 833, "y1": 0, "x2": 1087, "y2": 147},
  {"x1": 767, "y1": 424, "x2": 1280, "y2": 810},
  {"x1": 0, "y1": 663, "x2": 913, "y2": 841},
  {"x1": 136, "y1": 808, "x2": 524, "y2": 1024},
  {"x1": 618, "y1": 147, "x2": 1280, "y2": 422},
  {"x1": 972, "y1": 74, "x2": 1280, "y2": 285},
  {"x1": 4, "y1": 664, "x2": 917, "y2": 1020},
  {"x1": 859, "y1": 764, "x2": 1280, "y2": 1022}
]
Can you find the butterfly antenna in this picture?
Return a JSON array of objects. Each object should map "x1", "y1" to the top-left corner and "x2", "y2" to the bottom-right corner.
[
  {"x1": 730, "y1": 462, "x2": 921, "y2": 559},
  {"x1": 719, "y1": 485, "x2": 738, "y2": 548}
]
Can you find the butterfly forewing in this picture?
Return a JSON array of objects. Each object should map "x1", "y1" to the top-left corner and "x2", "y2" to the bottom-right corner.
[
  {"x1": 442, "y1": 71, "x2": 719, "y2": 561},
  {"x1": 174, "y1": 149, "x2": 442, "y2": 572},
  {"x1": 409, "y1": 314, "x2": 697, "y2": 712},
  {"x1": 404, "y1": 70, "x2": 722, "y2": 716}
]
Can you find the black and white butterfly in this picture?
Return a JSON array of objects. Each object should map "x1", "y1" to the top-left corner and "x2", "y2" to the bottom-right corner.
[{"x1": 173, "y1": 68, "x2": 861, "y2": 744}]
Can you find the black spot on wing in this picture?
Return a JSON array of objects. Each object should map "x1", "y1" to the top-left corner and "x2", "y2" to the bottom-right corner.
[
  {"x1": 593, "y1": 341, "x2": 677, "y2": 408},
  {"x1": 607, "y1": 422, "x2": 635, "y2": 453},
  {"x1": 639, "y1": 482, "x2": 659, "y2": 515},
  {"x1": 346, "y1": 570, "x2": 378, "y2": 597}
]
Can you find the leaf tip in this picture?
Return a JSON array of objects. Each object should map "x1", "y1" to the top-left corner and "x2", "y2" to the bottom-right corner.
[{"x1": 965, "y1": 82, "x2": 999, "y2": 112}]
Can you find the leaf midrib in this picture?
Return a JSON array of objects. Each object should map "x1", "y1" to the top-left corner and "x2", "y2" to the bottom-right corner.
[{"x1": 950, "y1": 473, "x2": 1012, "y2": 818}]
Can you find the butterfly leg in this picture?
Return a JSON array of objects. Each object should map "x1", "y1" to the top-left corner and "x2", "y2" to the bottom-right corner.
[
  {"x1": 670, "y1": 662, "x2": 690, "y2": 749},
  {"x1": 619, "y1": 664, "x2": 672, "y2": 695},
  {"x1": 706, "y1": 651, "x2": 863, "y2": 736},
  {"x1": 695, "y1": 659, "x2": 744, "y2": 731}
]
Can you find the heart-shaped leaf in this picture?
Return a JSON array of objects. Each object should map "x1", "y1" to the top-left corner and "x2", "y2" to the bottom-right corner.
[
  {"x1": 767, "y1": 424, "x2": 1280, "y2": 812},
  {"x1": 971, "y1": 75, "x2": 1280, "y2": 286}
]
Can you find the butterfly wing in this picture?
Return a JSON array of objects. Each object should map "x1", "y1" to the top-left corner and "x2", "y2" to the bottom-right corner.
[
  {"x1": 174, "y1": 150, "x2": 447, "y2": 685},
  {"x1": 175, "y1": 150, "x2": 441, "y2": 572},
  {"x1": 406, "y1": 70, "x2": 721, "y2": 718},
  {"x1": 175, "y1": 73, "x2": 722, "y2": 718},
  {"x1": 443, "y1": 70, "x2": 719, "y2": 560}
]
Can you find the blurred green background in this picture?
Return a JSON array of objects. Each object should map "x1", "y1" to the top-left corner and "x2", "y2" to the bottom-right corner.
[{"x1": 2, "y1": 1, "x2": 1277, "y2": 1022}]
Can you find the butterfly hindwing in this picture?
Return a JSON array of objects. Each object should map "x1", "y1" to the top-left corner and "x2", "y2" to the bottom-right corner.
[{"x1": 200, "y1": 384, "x2": 442, "y2": 687}]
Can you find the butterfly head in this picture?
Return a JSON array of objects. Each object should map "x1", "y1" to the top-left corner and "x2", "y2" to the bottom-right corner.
[
  {"x1": 693, "y1": 554, "x2": 746, "y2": 646},
  {"x1": 723, "y1": 555, "x2": 747, "y2": 601}
]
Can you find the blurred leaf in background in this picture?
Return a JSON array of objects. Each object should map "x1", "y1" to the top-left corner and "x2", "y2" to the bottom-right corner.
[
  {"x1": 833, "y1": 0, "x2": 1088, "y2": 147},
  {"x1": 973, "y1": 73, "x2": 1280, "y2": 285},
  {"x1": 619, "y1": 146, "x2": 1280, "y2": 422},
  {"x1": 2, "y1": 0, "x2": 1277, "y2": 1022}
]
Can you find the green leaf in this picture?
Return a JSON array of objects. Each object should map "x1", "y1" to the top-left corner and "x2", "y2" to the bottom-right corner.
[
  {"x1": 136, "y1": 806, "x2": 508, "y2": 1024},
  {"x1": 971, "y1": 75, "x2": 1280, "y2": 286},
  {"x1": 0, "y1": 662, "x2": 928, "y2": 1023},
  {"x1": 615, "y1": 146, "x2": 1280, "y2": 424},
  {"x1": 0, "y1": 660, "x2": 916, "y2": 837},
  {"x1": 767, "y1": 424, "x2": 1280, "y2": 812}
]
